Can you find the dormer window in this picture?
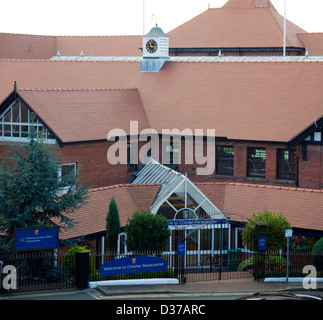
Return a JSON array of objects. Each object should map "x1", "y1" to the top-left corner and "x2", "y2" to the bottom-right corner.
[{"x1": 0, "y1": 99, "x2": 56, "y2": 144}]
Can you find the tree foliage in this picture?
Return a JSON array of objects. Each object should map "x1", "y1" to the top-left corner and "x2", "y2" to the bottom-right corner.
[
  {"x1": 242, "y1": 208, "x2": 291, "y2": 251},
  {"x1": 312, "y1": 237, "x2": 323, "y2": 271},
  {"x1": 0, "y1": 132, "x2": 88, "y2": 254},
  {"x1": 105, "y1": 197, "x2": 120, "y2": 251},
  {"x1": 124, "y1": 210, "x2": 170, "y2": 252}
]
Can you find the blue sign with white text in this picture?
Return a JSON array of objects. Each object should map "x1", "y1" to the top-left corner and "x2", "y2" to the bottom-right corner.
[
  {"x1": 258, "y1": 236, "x2": 266, "y2": 251},
  {"x1": 15, "y1": 227, "x2": 58, "y2": 251},
  {"x1": 169, "y1": 219, "x2": 226, "y2": 226},
  {"x1": 177, "y1": 242, "x2": 186, "y2": 256},
  {"x1": 100, "y1": 256, "x2": 168, "y2": 276}
]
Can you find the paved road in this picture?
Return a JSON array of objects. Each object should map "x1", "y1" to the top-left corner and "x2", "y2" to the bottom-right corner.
[
  {"x1": 0, "y1": 288, "x2": 249, "y2": 300},
  {"x1": 0, "y1": 288, "x2": 97, "y2": 300}
]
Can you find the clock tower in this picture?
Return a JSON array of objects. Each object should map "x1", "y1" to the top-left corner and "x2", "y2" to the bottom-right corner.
[{"x1": 141, "y1": 26, "x2": 170, "y2": 72}]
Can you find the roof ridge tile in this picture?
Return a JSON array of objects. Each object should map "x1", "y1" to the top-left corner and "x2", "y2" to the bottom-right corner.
[
  {"x1": 18, "y1": 87, "x2": 138, "y2": 92},
  {"x1": 230, "y1": 183, "x2": 323, "y2": 193}
]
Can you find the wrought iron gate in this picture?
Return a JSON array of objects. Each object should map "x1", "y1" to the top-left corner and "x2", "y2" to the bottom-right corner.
[{"x1": 173, "y1": 224, "x2": 252, "y2": 283}]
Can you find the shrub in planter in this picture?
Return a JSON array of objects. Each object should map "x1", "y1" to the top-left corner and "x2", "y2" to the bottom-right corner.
[{"x1": 312, "y1": 238, "x2": 323, "y2": 272}]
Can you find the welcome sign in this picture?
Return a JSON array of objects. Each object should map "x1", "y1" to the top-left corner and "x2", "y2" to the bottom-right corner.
[{"x1": 100, "y1": 256, "x2": 168, "y2": 276}]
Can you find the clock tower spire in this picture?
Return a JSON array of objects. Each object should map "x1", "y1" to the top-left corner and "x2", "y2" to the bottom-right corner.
[{"x1": 141, "y1": 25, "x2": 170, "y2": 72}]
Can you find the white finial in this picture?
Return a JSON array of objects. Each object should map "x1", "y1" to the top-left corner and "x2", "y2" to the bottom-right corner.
[
  {"x1": 80, "y1": 50, "x2": 84, "y2": 57},
  {"x1": 57, "y1": 50, "x2": 60, "y2": 57}
]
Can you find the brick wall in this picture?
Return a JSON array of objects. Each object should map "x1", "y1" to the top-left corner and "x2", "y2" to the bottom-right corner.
[
  {"x1": 60, "y1": 141, "x2": 133, "y2": 187},
  {"x1": 298, "y1": 144, "x2": 323, "y2": 189},
  {"x1": 1, "y1": 138, "x2": 323, "y2": 189}
]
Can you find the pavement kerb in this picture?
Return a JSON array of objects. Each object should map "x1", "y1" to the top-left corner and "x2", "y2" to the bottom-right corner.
[
  {"x1": 96, "y1": 285, "x2": 323, "y2": 297},
  {"x1": 94, "y1": 278, "x2": 323, "y2": 297},
  {"x1": 89, "y1": 278, "x2": 179, "y2": 289}
]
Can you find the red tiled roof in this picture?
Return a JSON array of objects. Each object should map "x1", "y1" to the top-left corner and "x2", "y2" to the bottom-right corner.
[
  {"x1": 0, "y1": 33, "x2": 142, "y2": 59},
  {"x1": 60, "y1": 183, "x2": 160, "y2": 239},
  {"x1": 223, "y1": 0, "x2": 269, "y2": 9},
  {"x1": 0, "y1": 0, "x2": 309, "y2": 60},
  {"x1": 197, "y1": 182, "x2": 323, "y2": 231},
  {"x1": 1, "y1": 59, "x2": 323, "y2": 143},
  {"x1": 17, "y1": 87, "x2": 150, "y2": 143},
  {"x1": 298, "y1": 33, "x2": 323, "y2": 56},
  {"x1": 56, "y1": 35, "x2": 142, "y2": 57},
  {"x1": 0, "y1": 33, "x2": 57, "y2": 59},
  {"x1": 62, "y1": 181, "x2": 323, "y2": 239},
  {"x1": 168, "y1": 0, "x2": 305, "y2": 49}
]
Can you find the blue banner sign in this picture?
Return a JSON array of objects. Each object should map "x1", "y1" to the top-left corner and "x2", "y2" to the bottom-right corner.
[
  {"x1": 169, "y1": 219, "x2": 227, "y2": 226},
  {"x1": 15, "y1": 227, "x2": 58, "y2": 251},
  {"x1": 258, "y1": 236, "x2": 266, "y2": 251},
  {"x1": 177, "y1": 242, "x2": 186, "y2": 256},
  {"x1": 100, "y1": 256, "x2": 168, "y2": 276}
]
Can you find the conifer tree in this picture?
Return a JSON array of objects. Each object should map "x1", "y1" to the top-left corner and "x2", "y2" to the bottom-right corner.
[
  {"x1": 0, "y1": 129, "x2": 88, "y2": 255},
  {"x1": 105, "y1": 197, "x2": 121, "y2": 251}
]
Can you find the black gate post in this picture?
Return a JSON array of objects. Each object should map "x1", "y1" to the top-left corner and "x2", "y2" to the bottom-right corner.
[{"x1": 75, "y1": 251, "x2": 89, "y2": 289}]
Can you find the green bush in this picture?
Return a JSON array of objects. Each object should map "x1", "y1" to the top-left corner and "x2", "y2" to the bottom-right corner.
[
  {"x1": 312, "y1": 238, "x2": 323, "y2": 272},
  {"x1": 125, "y1": 210, "x2": 171, "y2": 252},
  {"x1": 242, "y1": 208, "x2": 291, "y2": 251},
  {"x1": 238, "y1": 255, "x2": 289, "y2": 273},
  {"x1": 63, "y1": 245, "x2": 95, "y2": 279},
  {"x1": 237, "y1": 256, "x2": 257, "y2": 272}
]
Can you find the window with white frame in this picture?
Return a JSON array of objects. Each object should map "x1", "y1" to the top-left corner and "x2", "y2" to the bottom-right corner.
[
  {"x1": 236, "y1": 228, "x2": 245, "y2": 249},
  {"x1": 58, "y1": 163, "x2": 76, "y2": 193},
  {"x1": 0, "y1": 99, "x2": 56, "y2": 143}
]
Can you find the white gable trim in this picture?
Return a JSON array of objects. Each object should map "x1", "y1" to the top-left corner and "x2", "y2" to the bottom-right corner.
[{"x1": 132, "y1": 159, "x2": 226, "y2": 221}]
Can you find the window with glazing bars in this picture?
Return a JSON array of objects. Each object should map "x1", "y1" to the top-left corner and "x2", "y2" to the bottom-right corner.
[
  {"x1": 247, "y1": 147, "x2": 266, "y2": 178},
  {"x1": 0, "y1": 99, "x2": 55, "y2": 141}
]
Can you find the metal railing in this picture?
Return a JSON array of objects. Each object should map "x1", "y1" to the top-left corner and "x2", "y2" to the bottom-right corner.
[
  {"x1": 1, "y1": 251, "x2": 75, "y2": 293},
  {"x1": 1, "y1": 249, "x2": 322, "y2": 292}
]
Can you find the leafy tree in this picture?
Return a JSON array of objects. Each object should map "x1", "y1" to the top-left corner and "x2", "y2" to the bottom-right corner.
[
  {"x1": 105, "y1": 197, "x2": 120, "y2": 251},
  {"x1": 0, "y1": 130, "x2": 88, "y2": 255},
  {"x1": 312, "y1": 237, "x2": 323, "y2": 271},
  {"x1": 242, "y1": 208, "x2": 291, "y2": 251},
  {"x1": 124, "y1": 210, "x2": 170, "y2": 252}
]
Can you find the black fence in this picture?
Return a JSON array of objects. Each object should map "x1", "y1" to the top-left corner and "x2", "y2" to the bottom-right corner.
[
  {"x1": 1, "y1": 249, "x2": 322, "y2": 292},
  {"x1": 173, "y1": 249, "x2": 323, "y2": 283},
  {"x1": 0, "y1": 251, "x2": 75, "y2": 293},
  {"x1": 90, "y1": 250, "x2": 252, "y2": 283},
  {"x1": 252, "y1": 250, "x2": 323, "y2": 280},
  {"x1": 182, "y1": 251, "x2": 252, "y2": 283}
]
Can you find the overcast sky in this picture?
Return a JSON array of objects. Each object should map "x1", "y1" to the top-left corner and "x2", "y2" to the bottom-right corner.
[{"x1": 0, "y1": 0, "x2": 322, "y2": 36}]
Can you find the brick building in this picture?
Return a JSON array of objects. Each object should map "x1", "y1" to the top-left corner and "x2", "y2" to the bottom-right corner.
[{"x1": 1, "y1": 0, "x2": 323, "y2": 246}]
